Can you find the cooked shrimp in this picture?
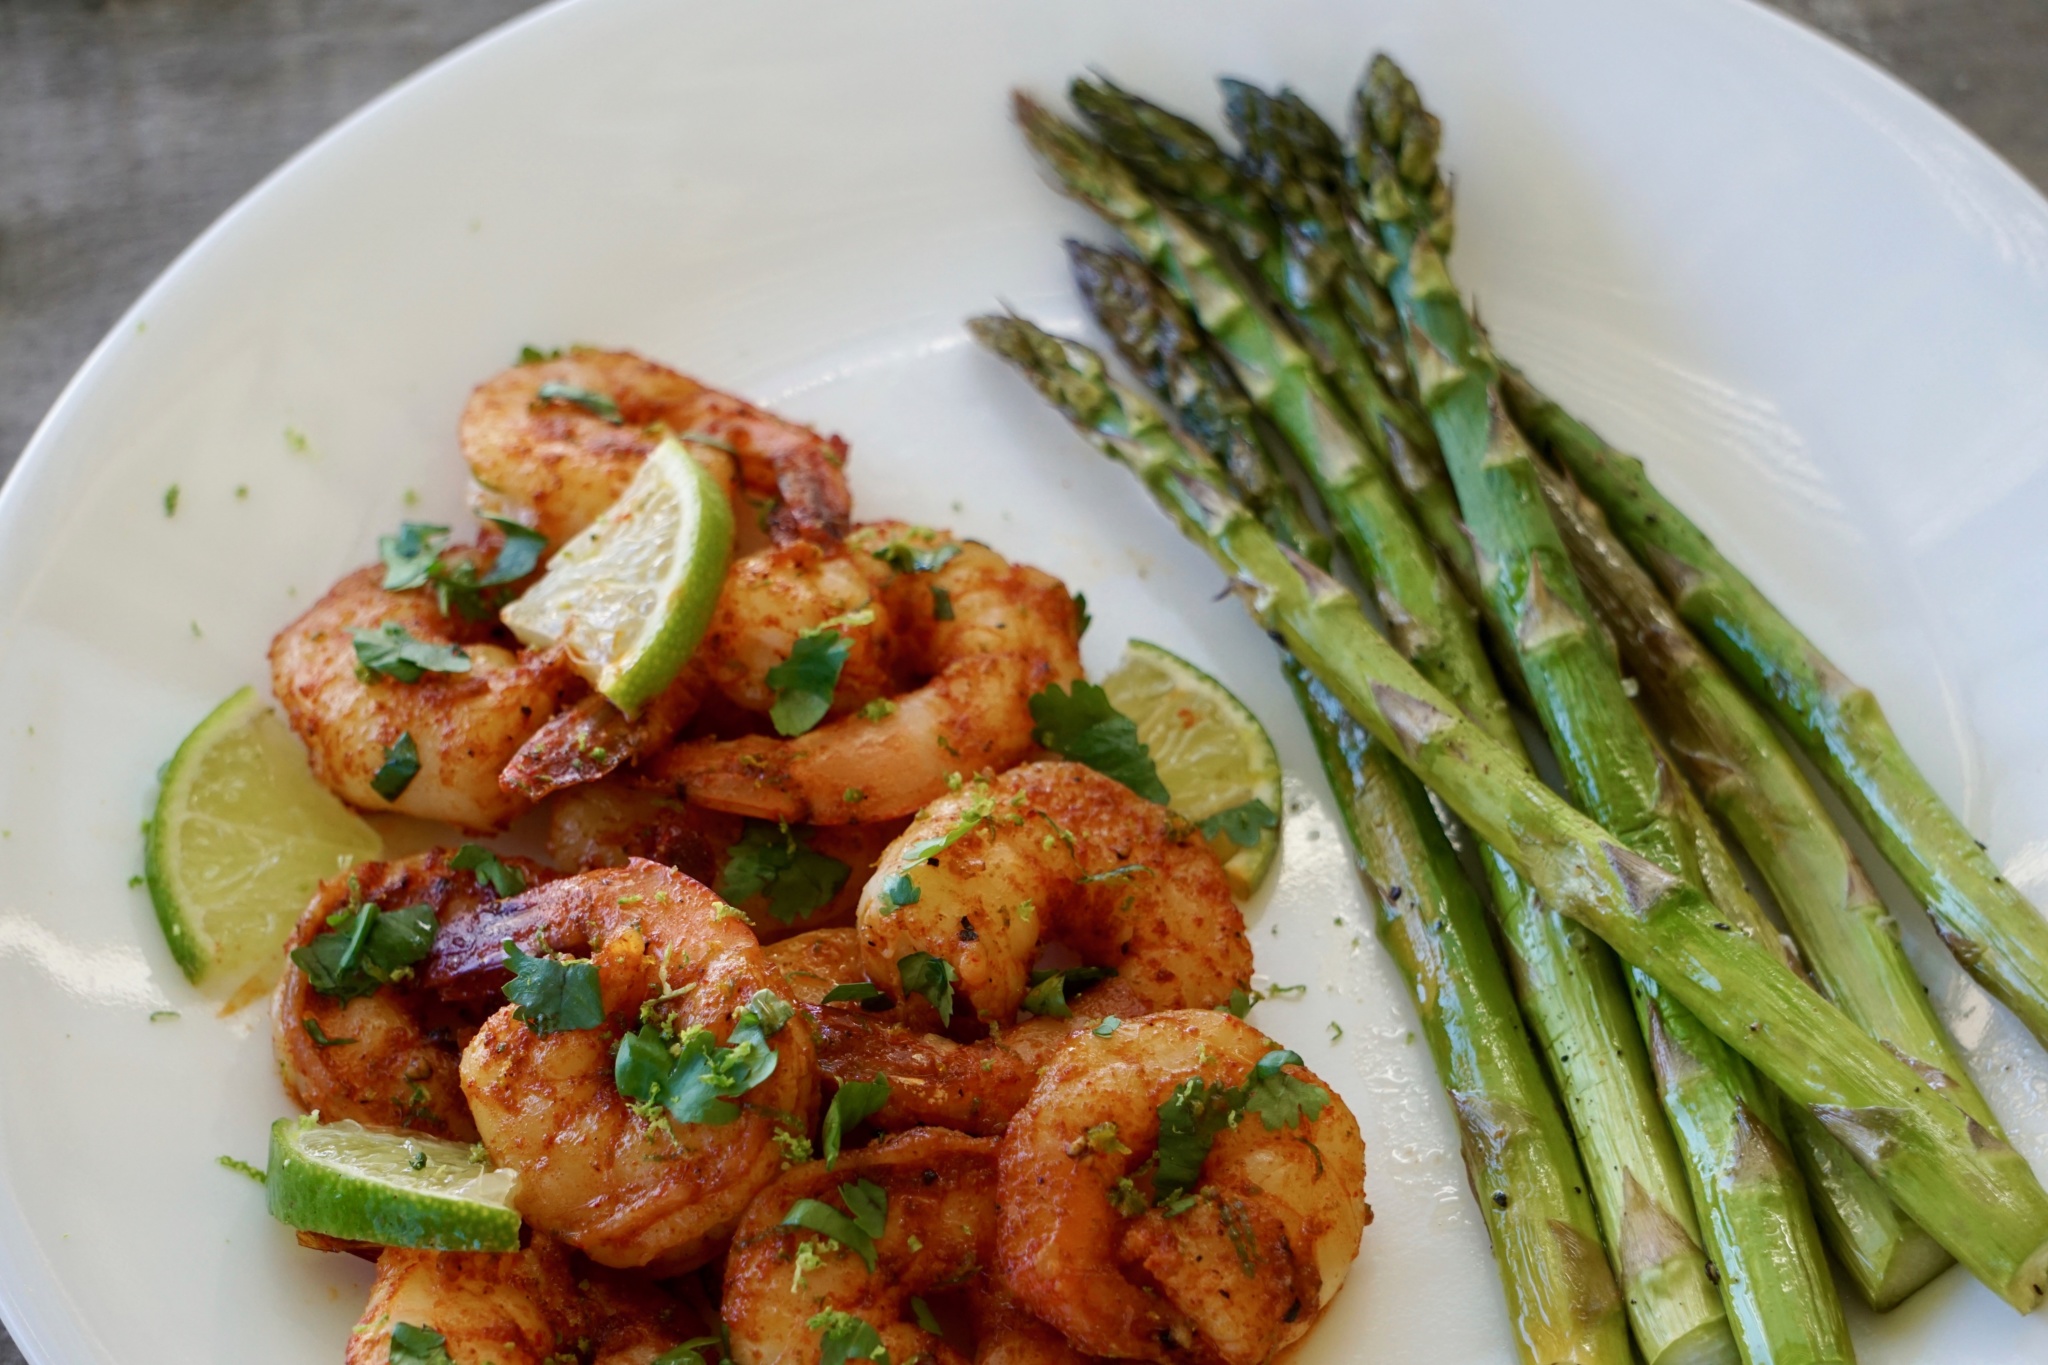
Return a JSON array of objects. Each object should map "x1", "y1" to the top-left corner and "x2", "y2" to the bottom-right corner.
[
  {"x1": 500, "y1": 661, "x2": 710, "y2": 801},
  {"x1": 645, "y1": 527, "x2": 1084, "y2": 824},
  {"x1": 802, "y1": 999, "x2": 1041, "y2": 1138},
  {"x1": 461, "y1": 348, "x2": 851, "y2": 550},
  {"x1": 724, "y1": 1127, "x2": 998, "y2": 1365},
  {"x1": 273, "y1": 848, "x2": 551, "y2": 1141},
  {"x1": 858, "y1": 761, "x2": 1252, "y2": 1031},
  {"x1": 996, "y1": 1011, "x2": 1368, "y2": 1365},
  {"x1": 439, "y1": 860, "x2": 820, "y2": 1273},
  {"x1": 700, "y1": 539, "x2": 901, "y2": 720},
  {"x1": 270, "y1": 562, "x2": 579, "y2": 831},
  {"x1": 346, "y1": 1234, "x2": 706, "y2": 1365},
  {"x1": 550, "y1": 791, "x2": 905, "y2": 943},
  {"x1": 971, "y1": 1281, "x2": 1104, "y2": 1365}
]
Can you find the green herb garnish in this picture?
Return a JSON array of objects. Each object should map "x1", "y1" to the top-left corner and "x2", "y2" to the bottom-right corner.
[
  {"x1": 1027, "y1": 681, "x2": 1168, "y2": 803},
  {"x1": 502, "y1": 941, "x2": 604, "y2": 1035},
  {"x1": 371, "y1": 732, "x2": 420, "y2": 800},
  {"x1": 300, "y1": 1017, "x2": 357, "y2": 1048},
  {"x1": 810, "y1": 1311, "x2": 890, "y2": 1365},
  {"x1": 613, "y1": 990, "x2": 790, "y2": 1127},
  {"x1": 1020, "y1": 966, "x2": 1117, "y2": 1019},
  {"x1": 718, "y1": 822, "x2": 851, "y2": 924},
  {"x1": 897, "y1": 952, "x2": 959, "y2": 1026},
  {"x1": 290, "y1": 900, "x2": 438, "y2": 1001},
  {"x1": 350, "y1": 623, "x2": 471, "y2": 683},
  {"x1": 821, "y1": 981, "x2": 886, "y2": 1006},
  {"x1": 451, "y1": 844, "x2": 526, "y2": 896},
  {"x1": 871, "y1": 540, "x2": 961, "y2": 575},
  {"x1": 781, "y1": 1177, "x2": 888, "y2": 1271},
  {"x1": 1200, "y1": 798, "x2": 1278, "y2": 848},
  {"x1": 766, "y1": 629, "x2": 853, "y2": 737},
  {"x1": 534, "y1": 380, "x2": 622, "y2": 423},
  {"x1": 822, "y1": 1074, "x2": 891, "y2": 1167},
  {"x1": 388, "y1": 1322, "x2": 455, "y2": 1365}
]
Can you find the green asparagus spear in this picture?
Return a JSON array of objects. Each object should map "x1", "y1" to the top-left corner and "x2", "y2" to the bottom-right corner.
[
  {"x1": 971, "y1": 313, "x2": 1633, "y2": 1363},
  {"x1": 1501, "y1": 366, "x2": 2048, "y2": 1050},
  {"x1": 1008, "y1": 359, "x2": 2048, "y2": 1312},
  {"x1": 1537, "y1": 452, "x2": 1991, "y2": 1307},
  {"x1": 1061, "y1": 246, "x2": 1730, "y2": 1362},
  {"x1": 1357, "y1": 53, "x2": 1854, "y2": 1360}
]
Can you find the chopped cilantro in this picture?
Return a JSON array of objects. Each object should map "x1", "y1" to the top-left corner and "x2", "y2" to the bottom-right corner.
[
  {"x1": 371, "y1": 732, "x2": 420, "y2": 800},
  {"x1": 614, "y1": 991, "x2": 790, "y2": 1127},
  {"x1": 782, "y1": 1178, "x2": 888, "y2": 1271},
  {"x1": 1076, "y1": 863, "x2": 1148, "y2": 885},
  {"x1": 1242, "y1": 1049, "x2": 1330, "y2": 1131},
  {"x1": 379, "y1": 521, "x2": 450, "y2": 591},
  {"x1": 822, "y1": 1075, "x2": 891, "y2": 1168},
  {"x1": 162, "y1": 484, "x2": 179, "y2": 517},
  {"x1": 871, "y1": 539, "x2": 961, "y2": 575},
  {"x1": 290, "y1": 900, "x2": 438, "y2": 1001},
  {"x1": 350, "y1": 623, "x2": 471, "y2": 683},
  {"x1": 1093, "y1": 1016, "x2": 1122, "y2": 1037},
  {"x1": 1109, "y1": 1176, "x2": 1147, "y2": 1216},
  {"x1": 1028, "y1": 681, "x2": 1168, "y2": 803},
  {"x1": 1021, "y1": 966, "x2": 1118, "y2": 1019},
  {"x1": 858, "y1": 697, "x2": 897, "y2": 721},
  {"x1": 376, "y1": 517, "x2": 544, "y2": 619},
  {"x1": 767, "y1": 630, "x2": 853, "y2": 736},
  {"x1": 877, "y1": 872, "x2": 920, "y2": 910},
  {"x1": 450, "y1": 844, "x2": 526, "y2": 896},
  {"x1": 301, "y1": 1017, "x2": 356, "y2": 1048},
  {"x1": 810, "y1": 1310, "x2": 890, "y2": 1365},
  {"x1": 650, "y1": 1338, "x2": 725, "y2": 1365},
  {"x1": 900, "y1": 794, "x2": 994, "y2": 864},
  {"x1": 502, "y1": 941, "x2": 604, "y2": 1035},
  {"x1": 1074, "y1": 592, "x2": 1091, "y2": 636},
  {"x1": 481, "y1": 517, "x2": 548, "y2": 586},
  {"x1": 1200, "y1": 798, "x2": 1278, "y2": 848},
  {"x1": 217, "y1": 1154, "x2": 266, "y2": 1185},
  {"x1": 517, "y1": 345, "x2": 563, "y2": 364},
  {"x1": 1082, "y1": 1121, "x2": 1130, "y2": 1155},
  {"x1": 1265, "y1": 982, "x2": 1307, "y2": 998},
  {"x1": 717, "y1": 821, "x2": 851, "y2": 924},
  {"x1": 389, "y1": 1322, "x2": 455, "y2": 1365},
  {"x1": 910, "y1": 1296, "x2": 943, "y2": 1337},
  {"x1": 147, "y1": 1008, "x2": 179, "y2": 1022},
  {"x1": 929, "y1": 585, "x2": 954, "y2": 621},
  {"x1": 1153, "y1": 1076, "x2": 1239, "y2": 1203},
  {"x1": 821, "y1": 981, "x2": 886, "y2": 1006},
  {"x1": 534, "y1": 380, "x2": 623, "y2": 424},
  {"x1": 897, "y1": 952, "x2": 958, "y2": 1026},
  {"x1": 1328, "y1": 1020, "x2": 1344, "y2": 1044}
]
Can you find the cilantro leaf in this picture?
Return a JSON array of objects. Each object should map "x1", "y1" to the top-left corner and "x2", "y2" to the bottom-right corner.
[
  {"x1": 782, "y1": 1180, "x2": 887, "y2": 1271},
  {"x1": 1223, "y1": 986, "x2": 1257, "y2": 1019},
  {"x1": 717, "y1": 822, "x2": 851, "y2": 924},
  {"x1": 871, "y1": 540, "x2": 961, "y2": 575},
  {"x1": 502, "y1": 941, "x2": 604, "y2": 1035},
  {"x1": 821, "y1": 982, "x2": 885, "y2": 1006},
  {"x1": 290, "y1": 902, "x2": 438, "y2": 1001},
  {"x1": 389, "y1": 1322, "x2": 454, "y2": 1365},
  {"x1": 1093, "y1": 1016, "x2": 1122, "y2": 1036},
  {"x1": 929, "y1": 585, "x2": 954, "y2": 621},
  {"x1": 379, "y1": 522, "x2": 450, "y2": 591},
  {"x1": 1074, "y1": 591, "x2": 1092, "y2": 637},
  {"x1": 451, "y1": 844, "x2": 526, "y2": 896},
  {"x1": 910, "y1": 1297, "x2": 943, "y2": 1337},
  {"x1": 899, "y1": 795, "x2": 994, "y2": 864},
  {"x1": 1020, "y1": 966, "x2": 1118, "y2": 1019},
  {"x1": 371, "y1": 733, "x2": 420, "y2": 800},
  {"x1": 897, "y1": 952, "x2": 958, "y2": 1027},
  {"x1": 767, "y1": 630, "x2": 852, "y2": 737},
  {"x1": 1076, "y1": 864, "x2": 1148, "y2": 885},
  {"x1": 877, "y1": 872, "x2": 920, "y2": 911},
  {"x1": 1200, "y1": 798, "x2": 1278, "y2": 848},
  {"x1": 651, "y1": 1338, "x2": 725, "y2": 1365},
  {"x1": 1028, "y1": 681, "x2": 1168, "y2": 803},
  {"x1": 822, "y1": 1074, "x2": 891, "y2": 1167},
  {"x1": 810, "y1": 1311, "x2": 890, "y2": 1365},
  {"x1": 351, "y1": 623, "x2": 471, "y2": 683},
  {"x1": 479, "y1": 517, "x2": 547, "y2": 586},
  {"x1": 613, "y1": 992, "x2": 790, "y2": 1127},
  {"x1": 1242, "y1": 1049, "x2": 1329, "y2": 1131},
  {"x1": 517, "y1": 345, "x2": 563, "y2": 364},
  {"x1": 534, "y1": 380, "x2": 623, "y2": 424},
  {"x1": 300, "y1": 1017, "x2": 356, "y2": 1048},
  {"x1": 1153, "y1": 1075, "x2": 1240, "y2": 1203}
]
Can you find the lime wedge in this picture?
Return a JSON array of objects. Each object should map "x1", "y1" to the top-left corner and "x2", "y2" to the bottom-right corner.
[
  {"x1": 501, "y1": 437, "x2": 733, "y2": 715},
  {"x1": 1102, "y1": 641, "x2": 1282, "y2": 898},
  {"x1": 145, "y1": 687, "x2": 380, "y2": 986},
  {"x1": 266, "y1": 1115, "x2": 520, "y2": 1252}
]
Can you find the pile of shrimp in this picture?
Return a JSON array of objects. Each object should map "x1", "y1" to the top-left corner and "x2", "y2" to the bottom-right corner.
[{"x1": 265, "y1": 348, "x2": 1369, "y2": 1365}]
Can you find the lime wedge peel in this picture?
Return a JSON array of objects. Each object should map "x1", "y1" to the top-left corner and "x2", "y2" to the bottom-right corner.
[
  {"x1": 266, "y1": 1115, "x2": 521, "y2": 1253},
  {"x1": 501, "y1": 437, "x2": 734, "y2": 715},
  {"x1": 145, "y1": 687, "x2": 381, "y2": 986},
  {"x1": 1102, "y1": 640, "x2": 1283, "y2": 898}
]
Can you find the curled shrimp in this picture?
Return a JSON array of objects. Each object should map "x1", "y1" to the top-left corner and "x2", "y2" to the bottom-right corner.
[
  {"x1": 644, "y1": 526, "x2": 1084, "y2": 824},
  {"x1": 858, "y1": 760, "x2": 1253, "y2": 1030},
  {"x1": 273, "y1": 847, "x2": 550, "y2": 1141},
  {"x1": 346, "y1": 1234, "x2": 706, "y2": 1365},
  {"x1": 461, "y1": 347, "x2": 851, "y2": 550},
  {"x1": 723, "y1": 1127, "x2": 999, "y2": 1365},
  {"x1": 996, "y1": 1011, "x2": 1368, "y2": 1365},
  {"x1": 700, "y1": 539, "x2": 901, "y2": 720},
  {"x1": 500, "y1": 661, "x2": 711, "y2": 802},
  {"x1": 270, "y1": 559, "x2": 580, "y2": 831},
  {"x1": 434, "y1": 860, "x2": 820, "y2": 1273}
]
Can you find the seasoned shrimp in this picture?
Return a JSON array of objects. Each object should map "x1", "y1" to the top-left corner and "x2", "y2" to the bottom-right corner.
[
  {"x1": 347, "y1": 1234, "x2": 706, "y2": 1365},
  {"x1": 723, "y1": 1127, "x2": 998, "y2": 1365},
  {"x1": 996, "y1": 1011, "x2": 1368, "y2": 1365},
  {"x1": 500, "y1": 660, "x2": 711, "y2": 801},
  {"x1": 858, "y1": 761, "x2": 1252, "y2": 1030},
  {"x1": 701, "y1": 540, "x2": 901, "y2": 720},
  {"x1": 273, "y1": 847, "x2": 550, "y2": 1141},
  {"x1": 646, "y1": 527, "x2": 1084, "y2": 824},
  {"x1": 971, "y1": 1282, "x2": 1105, "y2": 1365},
  {"x1": 270, "y1": 561, "x2": 579, "y2": 831},
  {"x1": 436, "y1": 860, "x2": 820, "y2": 1273},
  {"x1": 461, "y1": 348, "x2": 851, "y2": 550}
]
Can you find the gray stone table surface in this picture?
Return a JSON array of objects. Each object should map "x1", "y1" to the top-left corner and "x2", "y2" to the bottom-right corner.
[{"x1": 0, "y1": 0, "x2": 2045, "y2": 1359}]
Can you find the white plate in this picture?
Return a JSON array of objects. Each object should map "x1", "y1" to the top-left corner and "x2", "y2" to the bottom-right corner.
[{"x1": 3, "y1": 0, "x2": 2047, "y2": 1359}]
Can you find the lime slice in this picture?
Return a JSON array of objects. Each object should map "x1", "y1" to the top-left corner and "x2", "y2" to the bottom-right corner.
[
  {"x1": 1102, "y1": 640, "x2": 1282, "y2": 898},
  {"x1": 266, "y1": 1115, "x2": 520, "y2": 1252},
  {"x1": 501, "y1": 437, "x2": 734, "y2": 714},
  {"x1": 145, "y1": 687, "x2": 380, "y2": 986}
]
